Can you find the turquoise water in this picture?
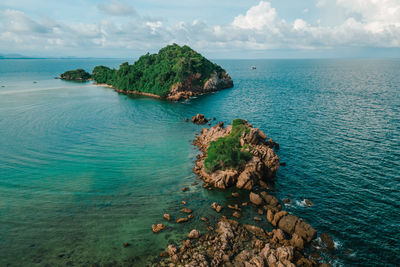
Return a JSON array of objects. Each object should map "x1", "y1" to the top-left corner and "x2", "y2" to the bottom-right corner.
[{"x1": 0, "y1": 59, "x2": 399, "y2": 266}]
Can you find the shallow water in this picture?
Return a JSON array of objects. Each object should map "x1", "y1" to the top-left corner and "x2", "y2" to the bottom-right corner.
[{"x1": 0, "y1": 58, "x2": 399, "y2": 266}]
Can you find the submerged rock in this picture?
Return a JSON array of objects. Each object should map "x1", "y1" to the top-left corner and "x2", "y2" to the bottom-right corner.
[
  {"x1": 152, "y1": 224, "x2": 166, "y2": 233},
  {"x1": 188, "y1": 229, "x2": 201, "y2": 239},
  {"x1": 320, "y1": 233, "x2": 335, "y2": 250}
]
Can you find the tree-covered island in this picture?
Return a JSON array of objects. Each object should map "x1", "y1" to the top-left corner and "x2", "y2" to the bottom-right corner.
[
  {"x1": 91, "y1": 44, "x2": 233, "y2": 100},
  {"x1": 60, "y1": 69, "x2": 91, "y2": 81}
]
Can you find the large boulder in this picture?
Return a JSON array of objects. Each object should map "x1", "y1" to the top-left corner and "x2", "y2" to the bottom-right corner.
[
  {"x1": 249, "y1": 192, "x2": 263, "y2": 206},
  {"x1": 294, "y1": 220, "x2": 317, "y2": 243},
  {"x1": 278, "y1": 215, "x2": 299, "y2": 235}
]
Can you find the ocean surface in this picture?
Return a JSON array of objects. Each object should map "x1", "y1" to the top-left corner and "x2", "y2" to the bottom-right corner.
[{"x1": 0, "y1": 58, "x2": 399, "y2": 266}]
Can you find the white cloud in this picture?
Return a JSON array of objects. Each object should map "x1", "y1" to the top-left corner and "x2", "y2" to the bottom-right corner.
[
  {"x1": 97, "y1": 0, "x2": 136, "y2": 16},
  {"x1": 232, "y1": 1, "x2": 277, "y2": 30},
  {"x1": 0, "y1": 1, "x2": 400, "y2": 56}
]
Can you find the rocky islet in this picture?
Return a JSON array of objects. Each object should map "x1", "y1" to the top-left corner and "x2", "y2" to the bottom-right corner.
[{"x1": 152, "y1": 118, "x2": 333, "y2": 266}]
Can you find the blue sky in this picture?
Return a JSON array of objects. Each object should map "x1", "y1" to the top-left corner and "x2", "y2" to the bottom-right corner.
[{"x1": 1, "y1": 0, "x2": 400, "y2": 58}]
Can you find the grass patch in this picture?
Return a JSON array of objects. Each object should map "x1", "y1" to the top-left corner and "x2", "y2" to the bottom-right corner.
[{"x1": 204, "y1": 119, "x2": 252, "y2": 172}]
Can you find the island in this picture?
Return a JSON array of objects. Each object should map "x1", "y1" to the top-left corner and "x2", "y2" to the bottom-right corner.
[
  {"x1": 152, "y1": 118, "x2": 334, "y2": 267},
  {"x1": 60, "y1": 68, "x2": 91, "y2": 81},
  {"x1": 91, "y1": 44, "x2": 233, "y2": 100}
]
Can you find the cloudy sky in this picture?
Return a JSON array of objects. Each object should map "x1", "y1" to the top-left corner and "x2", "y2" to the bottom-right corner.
[{"x1": 1, "y1": 0, "x2": 400, "y2": 58}]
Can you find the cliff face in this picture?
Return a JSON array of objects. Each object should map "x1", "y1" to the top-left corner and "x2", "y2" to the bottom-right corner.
[
  {"x1": 193, "y1": 121, "x2": 280, "y2": 190},
  {"x1": 167, "y1": 70, "x2": 233, "y2": 100}
]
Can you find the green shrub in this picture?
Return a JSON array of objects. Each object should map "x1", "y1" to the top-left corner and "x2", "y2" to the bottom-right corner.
[{"x1": 204, "y1": 119, "x2": 252, "y2": 172}]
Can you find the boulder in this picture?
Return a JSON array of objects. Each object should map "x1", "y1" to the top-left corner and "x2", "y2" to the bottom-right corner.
[
  {"x1": 243, "y1": 224, "x2": 267, "y2": 239},
  {"x1": 211, "y1": 202, "x2": 223, "y2": 213},
  {"x1": 168, "y1": 244, "x2": 178, "y2": 256},
  {"x1": 249, "y1": 192, "x2": 263, "y2": 206},
  {"x1": 266, "y1": 209, "x2": 274, "y2": 223},
  {"x1": 191, "y1": 114, "x2": 208, "y2": 124},
  {"x1": 294, "y1": 221, "x2": 317, "y2": 243},
  {"x1": 278, "y1": 215, "x2": 299, "y2": 235},
  {"x1": 176, "y1": 218, "x2": 189, "y2": 223},
  {"x1": 272, "y1": 211, "x2": 288, "y2": 227},
  {"x1": 188, "y1": 229, "x2": 201, "y2": 239},
  {"x1": 290, "y1": 233, "x2": 304, "y2": 251},
  {"x1": 152, "y1": 224, "x2": 166, "y2": 233},
  {"x1": 181, "y1": 208, "x2": 193, "y2": 214},
  {"x1": 233, "y1": 211, "x2": 242, "y2": 219},
  {"x1": 320, "y1": 233, "x2": 335, "y2": 250},
  {"x1": 276, "y1": 246, "x2": 294, "y2": 262},
  {"x1": 254, "y1": 216, "x2": 262, "y2": 221}
]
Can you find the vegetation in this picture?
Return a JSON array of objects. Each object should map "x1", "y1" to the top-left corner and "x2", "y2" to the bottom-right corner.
[
  {"x1": 204, "y1": 119, "x2": 252, "y2": 172},
  {"x1": 91, "y1": 44, "x2": 225, "y2": 98},
  {"x1": 60, "y1": 69, "x2": 91, "y2": 81}
]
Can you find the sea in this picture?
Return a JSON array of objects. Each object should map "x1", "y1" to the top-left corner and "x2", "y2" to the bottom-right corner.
[{"x1": 0, "y1": 58, "x2": 399, "y2": 266}]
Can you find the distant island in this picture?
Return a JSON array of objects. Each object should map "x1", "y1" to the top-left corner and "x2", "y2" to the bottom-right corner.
[
  {"x1": 61, "y1": 44, "x2": 233, "y2": 100},
  {"x1": 60, "y1": 69, "x2": 91, "y2": 81}
]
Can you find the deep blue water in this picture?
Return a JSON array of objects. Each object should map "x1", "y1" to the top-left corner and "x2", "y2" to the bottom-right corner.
[{"x1": 0, "y1": 58, "x2": 399, "y2": 266}]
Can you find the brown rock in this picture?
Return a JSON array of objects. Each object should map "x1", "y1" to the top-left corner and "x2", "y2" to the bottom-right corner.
[
  {"x1": 243, "y1": 224, "x2": 267, "y2": 239},
  {"x1": 160, "y1": 251, "x2": 168, "y2": 257},
  {"x1": 201, "y1": 217, "x2": 208, "y2": 222},
  {"x1": 272, "y1": 228, "x2": 285, "y2": 243},
  {"x1": 211, "y1": 202, "x2": 223, "y2": 213},
  {"x1": 123, "y1": 242, "x2": 130, "y2": 247},
  {"x1": 257, "y1": 209, "x2": 264, "y2": 215},
  {"x1": 272, "y1": 210, "x2": 288, "y2": 227},
  {"x1": 181, "y1": 208, "x2": 192, "y2": 214},
  {"x1": 266, "y1": 209, "x2": 274, "y2": 223},
  {"x1": 249, "y1": 192, "x2": 263, "y2": 206},
  {"x1": 294, "y1": 220, "x2": 317, "y2": 243},
  {"x1": 320, "y1": 233, "x2": 335, "y2": 250},
  {"x1": 232, "y1": 211, "x2": 241, "y2": 219},
  {"x1": 181, "y1": 200, "x2": 187, "y2": 205},
  {"x1": 260, "y1": 192, "x2": 280, "y2": 207},
  {"x1": 232, "y1": 192, "x2": 240, "y2": 198},
  {"x1": 167, "y1": 244, "x2": 177, "y2": 256},
  {"x1": 187, "y1": 214, "x2": 194, "y2": 219},
  {"x1": 290, "y1": 233, "x2": 304, "y2": 250},
  {"x1": 182, "y1": 187, "x2": 189, "y2": 192},
  {"x1": 176, "y1": 218, "x2": 189, "y2": 223},
  {"x1": 282, "y1": 198, "x2": 291, "y2": 204},
  {"x1": 152, "y1": 224, "x2": 166, "y2": 233},
  {"x1": 254, "y1": 216, "x2": 262, "y2": 221},
  {"x1": 276, "y1": 246, "x2": 294, "y2": 262},
  {"x1": 163, "y1": 214, "x2": 171, "y2": 221},
  {"x1": 242, "y1": 202, "x2": 248, "y2": 206},
  {"x1": 187, "y1": 229, "x2": 201, "y2": 239},
  {"x1": 278, "y1": 215, "x2": 299, "y2": 234},
  {"x1": 191, "y1": 114, "x2": 209, "y2": 124},
  {"x1": 304, "y1": 199, "x2": 313, "y2": 206}
]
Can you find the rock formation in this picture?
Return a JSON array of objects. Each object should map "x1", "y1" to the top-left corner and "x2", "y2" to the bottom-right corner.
[{"x1": 193, "y1": 120, "x2": 280, "y2": 190}]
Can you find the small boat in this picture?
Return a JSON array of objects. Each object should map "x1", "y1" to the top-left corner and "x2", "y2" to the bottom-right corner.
[{"x1": 251, "y1": 66, "x2": 256, "y2": 70}]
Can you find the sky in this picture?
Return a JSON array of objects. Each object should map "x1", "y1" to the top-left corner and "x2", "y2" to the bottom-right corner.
[{"x1": 0, "y1": 0, "x2": 400, "y2": 58}]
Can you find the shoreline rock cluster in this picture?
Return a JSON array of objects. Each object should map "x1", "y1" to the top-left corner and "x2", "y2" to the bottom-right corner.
[
  {"x1": 154, "y1": 118, "x2": 333, "y2": 266},
  {"x1": 193, "y1": 120, "x2": 280, "y2": 190}
]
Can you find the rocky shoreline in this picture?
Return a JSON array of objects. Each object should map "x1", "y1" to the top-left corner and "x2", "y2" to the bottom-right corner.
[{"x1": 152, "y1": 117, "x2": 334, "y2": 266}]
